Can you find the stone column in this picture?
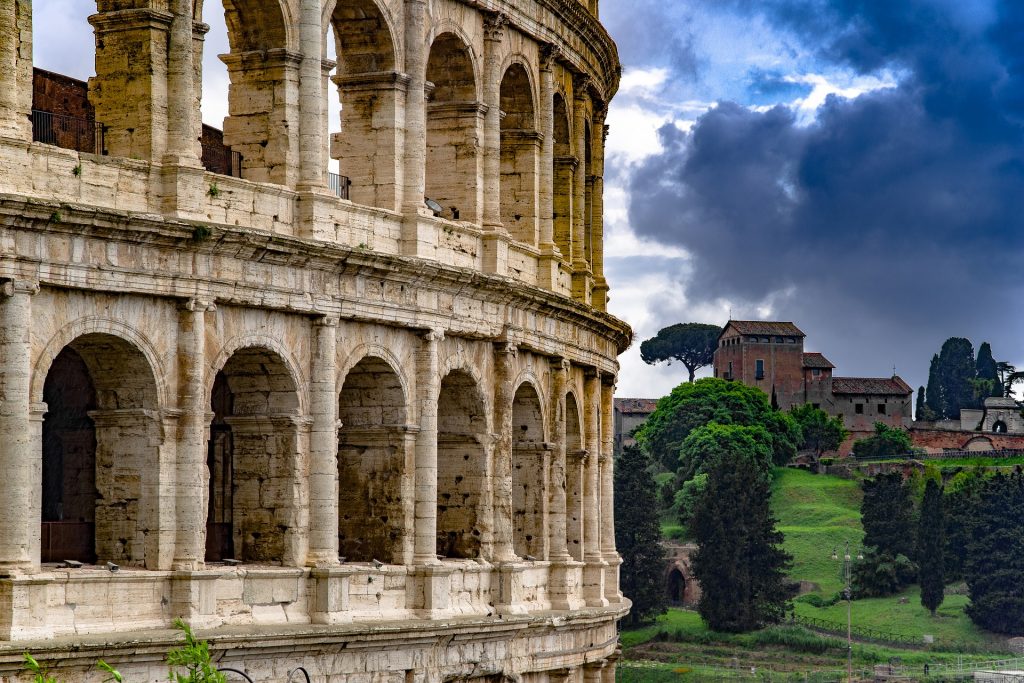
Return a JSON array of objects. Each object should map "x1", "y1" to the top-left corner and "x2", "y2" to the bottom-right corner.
[
  {"x1": 165, "y1": 0, "x2": 199, "y2": 163},
  {"x1": 583, "y1": 661, "x2": 605, "y2": 683},
  {"x1": 571, "y1": 76, "x2": 593, "y2": 304},
  {"x1": 0, "y1": 0, "x2": 31, "y2": 139},
  {"x1": 491, "y1": 342, "x2": 518, "y2": 562},
  {"x1": 537, "y1": 44, "x2": 561, "y2": 288},
  {"x1": 0, "y1": 280, "x2": 38, "y2": 572},
  {"x1": 401, "y1": 0, "x2": 428, "y2": 216},
  {"x1": 600, "y1": 374, "x2": 622, "y2": 601},
  {"x1": 306, "y1": 317, "x2": 339, "y2": 566},
  {"x1": 582, "y1": 368, "x2": 607, "y2": 606},
  {"x1": 296, "y1": 0, "x2": 324, "y2": 189},
  {"x1": 548, "y1": 358, "x2": 571, "y2": 560},
  {"x1": 413, "y1": 329, "x2": 443, "y2": 565},
  {"x1": 481, "y1": 11, "x2": 506, "y2": 232},
  {"x1": 591, "y1": 116, "x2": 609, "y2": 310},
  {"x1": 174, "y1": 298, "x2": 213, "y2": 570}
]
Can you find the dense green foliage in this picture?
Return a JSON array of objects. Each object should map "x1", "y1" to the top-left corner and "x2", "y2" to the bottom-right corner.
[
  {"x1": 691, "y1": 429, "x2": 792, "y2": 632},
  {"x1": 944, "y1": 468, "x2": 987, "y2": 580},
  {"x1": 615, "y1": 445, "x2": 668, "y2": 626},
  {"x1": 167, "y1": 619, "x2": 227, "y2": 683},
  {"x1": 964, "y1": 470, "x2": 1024, "y2": 634},
  {"x1": 851, "y1": 422, "x2": 915, "y2": 458},
  {"x1": 789, "y1": 403, "x2": 848, "y2": 459},
  {"x1": 853, "y1": 473, "x2": 917, "y2": 597},
  {"x1": 917, "y1": 479, "x2": 945, "y2": 616},
  {"x1": 924, "y1": 338, "x2": 1007, "y2": 418},
  {"x1": 636, "y1": 378, "x2": 800, "y2": 471},
  {"x1": 925, "y1": 354, "x2": 943, "y2": 418},
  {"x1": 677, "y1": 421, "x2": 774, "y2": 482},
  {"x1": 639, "y1": 322, "x2": 723, "y2": 383},
  {"x1": 975, "y1": 342, "x2": 1002, "y2": 400}
]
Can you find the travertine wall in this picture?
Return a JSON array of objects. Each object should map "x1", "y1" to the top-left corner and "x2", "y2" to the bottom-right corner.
[{"x1": 0, "y1": 0, "x2": 626, "y2": 678}]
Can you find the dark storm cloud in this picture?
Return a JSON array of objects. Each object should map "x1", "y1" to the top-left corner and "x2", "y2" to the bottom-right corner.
[{"x1": 626, "y1": 0, "x2": 1024, "y2": 386}]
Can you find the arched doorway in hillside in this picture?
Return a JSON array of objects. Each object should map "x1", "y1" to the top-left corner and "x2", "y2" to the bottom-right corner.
[{"x1": 667, "y1": 567, "x2": 686, "y2": 606}]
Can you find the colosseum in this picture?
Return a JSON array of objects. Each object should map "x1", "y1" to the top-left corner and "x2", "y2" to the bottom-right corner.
[{"x1": 0, "y1": 0, "x2": 629, "y2": 679}]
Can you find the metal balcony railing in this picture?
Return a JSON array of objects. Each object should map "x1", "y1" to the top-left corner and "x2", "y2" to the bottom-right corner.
[
  {"x1": 201, "y1": 141, "x2": 243, "y2": 178},
  {"x1": 32, "y1": 109, "x2": 104, "y2": 154},
  {"x1": 328, "y1": 171, "x2": 350, "y2": 200}
]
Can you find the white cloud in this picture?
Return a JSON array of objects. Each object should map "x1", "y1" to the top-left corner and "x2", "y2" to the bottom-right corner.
[
  {"x1": 786, "y1": 71, "x2": 900, "y2": 124},
  {"x1": 618, "y1": 67, "x2": 670, "y2": 96}
]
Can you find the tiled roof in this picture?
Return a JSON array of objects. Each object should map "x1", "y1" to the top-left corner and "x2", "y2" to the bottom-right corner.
[
  {"x1": 802, "y1": 352, "x2": 835, "y2": 369},
  {"x1": 832, "y1": 376, "x2": 913, "y2": 396},
  {"x1": 614, "y1": 398, "x2": 659, "y2": 414},
  {"x1": 722, "y1": 320, "x2": 805, "y2": 338}
]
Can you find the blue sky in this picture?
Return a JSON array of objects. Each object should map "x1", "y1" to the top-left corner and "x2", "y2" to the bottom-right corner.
[{"x1": 36, "y1": 1, "x2": 1024, "y2": 398}]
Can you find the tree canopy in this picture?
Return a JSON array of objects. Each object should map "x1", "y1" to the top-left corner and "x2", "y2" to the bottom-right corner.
[
  {"x1": 851, "y1": 422, "x2": 915, "y2": 459},
  {"x1": 918, "y1": 478, "x2": 945, "y2": 616},
  {"x1": 788, "y1": 403, "x2": 848, "y2": 459},
  {"x1": 635, "y1": 378, "x2": 801, "y2": 471},
  {"x1": 853, "y1": 472, "x2": 917, "y2": 597},
  {"x1": 923, "y1": 338, "x2": 1007, "y2": 419},
  {"x1": 691, "y1": 426, "x2": 792, "y2": 632},
  {"x1": 615, "y1": 445, "x2": 667, "y2": 626},
  {"x1": 640, "y1": 323, "x2": 723, "y2": 382}
]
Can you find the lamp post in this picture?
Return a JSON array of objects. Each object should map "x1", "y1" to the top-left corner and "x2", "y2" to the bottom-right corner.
[{"x1": 832, "y1": 540, "x2": 863, "y2": 682}]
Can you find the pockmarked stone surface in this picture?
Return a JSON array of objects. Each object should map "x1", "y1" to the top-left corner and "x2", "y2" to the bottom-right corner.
[{"x1": 0, "y1": 0, "x2": 628, "y2": 679}]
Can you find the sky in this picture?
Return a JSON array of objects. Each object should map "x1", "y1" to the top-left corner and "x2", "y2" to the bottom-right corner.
[{"x1": 34, "y1": 1, "x2": 1024, "y2": 400}]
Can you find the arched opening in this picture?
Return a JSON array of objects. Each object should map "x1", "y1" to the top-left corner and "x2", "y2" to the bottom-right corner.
[
  {"x1": 436, "y1": 370, "x2": 488, "y2": 559},
  {"x1": 41, "y1": 334, "x2": 161, "y2": 566},
  {"x1": 993, "y1": 421, "x2": 1008, "y2": 434},
  {"x1": 511, "y1": 383, "x2": 547, "y2": 559},
  {"x1": 337, "y1": 356, "x2": 410, "y2": 564},
  {"x1": 565, "y1": 392, "x2": 584, "y2": 560},
  {"x1": 214, "y1": 0, "x2": 296, "y2": 185},
  {"x1": 667, "y1": 567, "x2": 686, "y2": 605},
  {"x1": 29, "y1": 1, "x2": 101, "y2": 154},
  {"x1": 206, "y1": 347, "x2": 301, "y2": 564},
  {"x1": 552, "y1": 93, "x2": 574, "y2": 262},
  {"x1": 499, "y1": 63, "x2": 539, "y2": 245},
  {"x1": 426, "y1": 33, "x2": 481, "y2": 223},
  {"x1": 329, "y1": 0, "x2": 399, "y2": 208}
]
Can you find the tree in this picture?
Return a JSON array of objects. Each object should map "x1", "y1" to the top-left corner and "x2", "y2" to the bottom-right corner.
[
  {"x1": 851, "y1": 422, "x2": 916, "y2": 459},
  {"x1": 924, "y1": 337, "x2": 977, "y2": 417},
  {"x1": 640, "y1": 323, "x2": 723, "y2": 383},
  {"x1": 944, "y1": 468, "x2": 987, "y2": 581},
  {"x1": 789, "y1": 403, "x2": 848, "y2": 460},
  {"x1": 976, "y1": 342, "x2": 1002, "y2": 398},
  {"x1": 918, "y1": 478, "x2": 945, "y2": 616},
  {"x1": 635, "y1": 378, "x2": 801, "y2": 471},
  {"x1": 690, "y1": 426, "x2": 792, "y2": 632},
  {"x1": 916, "y1": 385, "x2": 938, "y2": 421},
  {"x1": 853, "y1": 472, "x2": 917, "y2": 597},
  {"x1": 964, "y1": 470, "x2": 1024, "y2": 634},
  {"x1": 614, "y1": 445, "x2": 667, "y2": 626},
  {"x1": 677, "y1": 421, "x2": 774, "y2": 487},
  {"x1": 925, "y1": 354, "x2": 943, "y2": 417}
]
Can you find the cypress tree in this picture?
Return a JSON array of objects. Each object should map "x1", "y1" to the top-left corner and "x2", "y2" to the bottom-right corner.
[
  {"x1": 853, "y1": 472, "x2": 917, "y2": 596},
  {"x1": 925, "y1": 354, "x2": 943, "y2": 417},
  {"x1": 936, "y1": 337, "x2": 976, "y2": 416},
  {"x1": 965, "y1": 470, "x2": 1024, "y2": 634},
  {"x1": 691, "y1": 426, "x2": 792, "y2": 632},
  {"x1": 976, "y1": 342, "x2": 1002, "y2": 398},
  {"x1": 918, "y1": 479, "x2": 945, "y2": 616},
  {"x1": 614, "y1": 444, "x2": 667, "y2": 626},
  {"x1": 916, "y1": 386, "x2": 926, "y2": 420}
]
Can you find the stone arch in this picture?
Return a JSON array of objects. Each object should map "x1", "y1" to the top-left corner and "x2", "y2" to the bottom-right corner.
[
  {"x1": 425, "y1": 31, "x2": 483, "y2": 223},
  {"x1": 666, "y1": 566, "x2": 686, "y2": 605},
  {"x1": 564, "y1": 390, "x2": 584, "y2": 560},
  {"x1": 499, "y1": 60, "x2": 540, "y2": 245},
  {"x1": 39, "y1": 332, "x2": 162, "y2": 568},
  {"x1": 552, "y1": 91, "x2": 574, "y2": 262},
  {"x1": 436, "y1": 367, "x2": 490, "y2": 559},
  {"x1": 215, "y1": 0, "x2": 300, "y2": 186},
  {"x1": 206, "y1": 345, "x2": 304, "y2": 564},
  {"x1": 965, "y1": 435, "x2": 995, "y2": 450},
  {"x1": 327, "y1": 0, "x2": 402, "y2": 210},
  {"x1": 992, "y1": 421, "x2": 1008, "y2": 435},
  {"x1": 511, "y1": 380, "x2": 547, "y2": 559},
  {"x1": 207, "y1": 334, "x2": 308, "y2": 414},
  {"x1": 337, "y1": 352, "x2": 413, "y2": 564}
]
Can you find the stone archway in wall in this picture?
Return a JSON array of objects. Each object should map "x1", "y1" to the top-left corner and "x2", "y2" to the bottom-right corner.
[
  {"x1": 499, "y1": 62, "x2": 539, "y2": 245},
  {"x1": 666, "y1": 567, "x2": 686, "y2": 606},
  {"x1": 206, "y1": 346, "x2": 302, "y2": 564},
  {"x1": 40, "y1": 334, "x2": 161, "y2": 567},
  {"x1": 337, "y1": 355, "x2": 411, "y2": 564},
  {"x1": 426, "y1": 32, "x2": 481, "y2": 223},
  {"x1": 511, "y1": 381, "x2": 547, "y2": 559},
  {"x1": 436, "y1": 369, "x2": 489, "y2": 559},
  {"x1": 565, "y1": 391, "x2": 584, "y2": 560}
]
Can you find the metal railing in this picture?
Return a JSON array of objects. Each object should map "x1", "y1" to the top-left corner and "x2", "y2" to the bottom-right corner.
[
  {"x1": 201, "y1": 142, "x2": 243, "y2": 178},
  {"x1": 854, "y1": 447, "x2": 1024, "y2": 462},
  {"x1": 220, "y1": 666, "x2": 311, "y2": 682},
  {"x1": 31, "y1": 109, "x2": 104, "y2": 154},
  {"x1": 328, "y1": 171, "x2": 350, "y2": 200}
]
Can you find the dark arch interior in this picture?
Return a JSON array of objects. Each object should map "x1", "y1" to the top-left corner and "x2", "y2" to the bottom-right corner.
[
  {"x1": 436, "y1": 370, "x2": 487, "y2": 559},
  {"x1": 511, "y1": 383, "x2": 545, "y2": 559},
  {"x1": 667, "y1": 567, "x2": 686, "y2": 605}
]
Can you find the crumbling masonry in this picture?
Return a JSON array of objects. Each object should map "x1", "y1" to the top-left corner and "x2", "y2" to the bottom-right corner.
[{"x1": 0, "y1": 0, "x2": 628, "y2": 680}]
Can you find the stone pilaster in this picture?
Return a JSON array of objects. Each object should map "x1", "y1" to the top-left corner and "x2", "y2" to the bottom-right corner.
[
  {"x1": 582, "y1": 368, "x2": 608, "y2": 606},
  {"x1": 481, "y1": 11, "x2": 507, "y2": 232},
  {"x1": 571, "y1": 75, "x2": 593, "y2": 305},
  {"x1": 296, "y1": 0, "x2": 324, "y2": 190},
  {"x1": 0, "y1": 280, "x2": 38, "y2": 572},
  {"x1": 413, "y1": 329, "x2": 443, "y2": 565},
  {"x1": 401, "y1": 0, "x2": 428, "y2": 217},
  {"x1": 491, "y1": 342, "x2": 518, "y2": 563},
  {"x1": 600, "y1": 375, "x2": 622, "y2": 601},
  {"x1": 583, "y1": 660, "x2": 606, "y2": 683},
  {"x1": 537, "y1": 43, "x2": 562, "y2": 289},
  {"x1": 306, "y1": 317, "x2": 339, "y2": 566},
  {"x1": 164, "y1": 0, "x2": 199, "y2": 164},
  {"x1": 0, "y1": 0, "x2": 31, "y2": 140},
  {"x1": 174, "y1": 297, "x2": 214, "y2": 570},
  {"x1": 591, "y1": 117, "x2": 609, "y2": 310},
  {"x1": 548, "y1": 358, "x2": 571, "y2": 561}
]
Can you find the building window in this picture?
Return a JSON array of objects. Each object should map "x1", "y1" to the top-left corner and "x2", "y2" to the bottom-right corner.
[
  {"x1": 878, "y1": 404, "x2": 886, "y2": 414},
  {"x1": 855, "y1": 404, "x2": 864, "y2": 414},
  {"x1": 755, "y1": 359, "x2": 765, "y2": 380},
  {"x1": 727, "y1": 361, "x2": 733, "y2": 379},
  {"x1": 775, "y1": 336, "x2": 784, "y2": 343},
  {"x1": 812, "y1": 368, "x2": 821, "y2": 377},
  {"x1": 812, "y1": 403, "x2": 820, "y2": 409}
]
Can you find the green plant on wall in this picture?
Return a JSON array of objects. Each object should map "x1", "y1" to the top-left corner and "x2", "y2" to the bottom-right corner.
[{"x1": 167, "y1": 619, "x2": 227, "y2": 683}]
